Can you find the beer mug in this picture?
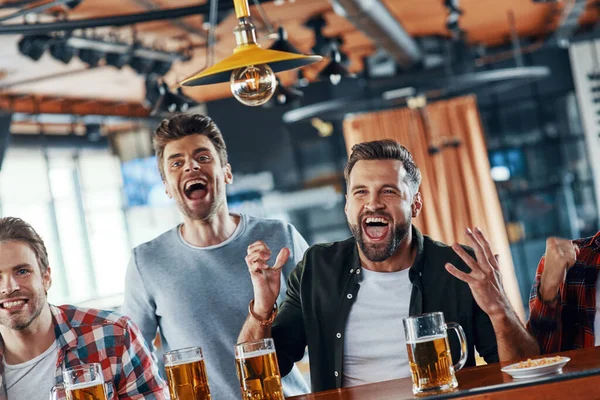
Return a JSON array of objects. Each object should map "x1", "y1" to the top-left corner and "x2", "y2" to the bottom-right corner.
[
  {"x1": 49, "y1": 384, "x2": 67, "y2": 400},
  {"x1": 235, "y1": 338, "x2": 284, "y2": 400},
  {"x1": 164, "y1": 346, "x2": 211, "y2": 400},
  {"x1": 403, "y1": 312, "x2": 468, "y2": 394},
  {"x1": 62, "y1": 363, "x2": 108, "y2": 400}
]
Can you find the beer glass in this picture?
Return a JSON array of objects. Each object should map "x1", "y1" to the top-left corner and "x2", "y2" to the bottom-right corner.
[
  {"x1": 164, "y1": 346, "x2": 211, "y2": 400},
  {"x1": 235, "y1": 338, "x2": 284, "y2": 400},
  {"x1": 403, "y1": 312, "x2": 468, "y2": 394},
  {"x1": 62, "y1": 363, "x2": 108, "y2": 400},
  {"x1": 49, "y1": 384, "x2": 66, "y2": 400}
]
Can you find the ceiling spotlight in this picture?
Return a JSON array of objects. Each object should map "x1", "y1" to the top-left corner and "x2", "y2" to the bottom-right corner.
[
  {"x1": 144, "y1": 75, "x2": 162, "y2": 109},
  {"x1": 85, "y1": 123, "x2": 102, "y2": 142},
  {"x1": 318, "y1": 48, "x2": 353, "y2": 85},
  {"x1": 151, "y1": 60, "x2": 173, "y2": 76},
  {"x1": 263, "y1": 78, "x2": 304, "y2": 107},
  {"x1": 18, "y1": 35, "x2": 51, "y2": 61},
  {"x1": 49, "y1": 39, "x2": 76, "y2": 64},
  {"x1": 296, "y1": 70, "x2": 310, "y2": 87},
  {"x1": 130, "y1": 56, "x2": 155, "y2": 75},
  {"x1": 304, "y1": 16, "x2": 329, "y2": 56},
  {"x1": 179, "y1": 0, "x2": 321, "y2": 107},
  {"x1": 146, "y1": 79, "x2": 200, "y2": 116},
  {"x1": 105, "y1": 52, "x2": 131, "y2": 69},
  {"x1": 78, "y1": 48, "x2": 104, "y2": 67},
  {"x1": 268, "y1": 26, "x2": 302, "y2": 54}
]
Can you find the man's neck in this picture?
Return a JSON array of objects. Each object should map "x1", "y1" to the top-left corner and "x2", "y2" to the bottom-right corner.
[
  {"x1": 359, "y1": 228, "x2": 416, "y2": 272},
  {"x1": 181, "y1": 206, "x2": 241, "y2": 247},
  {"x1": 0, "y1": 303, "x2": 56, "y2": 365}
]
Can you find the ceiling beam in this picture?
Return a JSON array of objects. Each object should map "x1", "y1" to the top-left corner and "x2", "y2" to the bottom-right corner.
[
  {"x1": 0, "y1": 94, "x2": 150, "y2": 118},
  {"x1": 0, "y1": 1, "x2": 273, "y2": 35}
]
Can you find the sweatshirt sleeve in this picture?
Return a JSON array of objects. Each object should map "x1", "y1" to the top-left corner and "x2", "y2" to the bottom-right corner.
[{"x1": 122, "y1": 252, "x2": 159, "y2": 353}]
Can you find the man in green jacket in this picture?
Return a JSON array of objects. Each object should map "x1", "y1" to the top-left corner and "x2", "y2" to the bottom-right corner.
[{"x1": 238, "y1": 139, "x2": 539, "y2": 392}]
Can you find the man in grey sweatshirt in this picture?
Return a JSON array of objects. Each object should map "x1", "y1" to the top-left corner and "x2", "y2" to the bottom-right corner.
[{"x1": 122, "y1": 114, "x2": 309, "y2": 399}]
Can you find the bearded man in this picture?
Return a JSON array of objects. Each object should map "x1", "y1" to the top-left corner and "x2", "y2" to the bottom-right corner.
[{"x1": 238, "y1": 139, "x2": 539, "y2": 393}]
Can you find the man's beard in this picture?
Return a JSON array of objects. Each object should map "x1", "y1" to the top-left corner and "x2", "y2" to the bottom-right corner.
[
  {"x1": 176, "y1": 191, "x2": 224, "y2": 221},
  {"x1": 349, "y1": 218, "x2": 411, "y2": 262},
  {"x1": 0, "y1": 293, "x2": 46, "y2": 331}
]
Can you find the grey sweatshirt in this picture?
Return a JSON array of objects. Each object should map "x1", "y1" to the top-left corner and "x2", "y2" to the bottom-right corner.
[{"x1": 122, "y1": 213, "x2": 310, "y2": 399}]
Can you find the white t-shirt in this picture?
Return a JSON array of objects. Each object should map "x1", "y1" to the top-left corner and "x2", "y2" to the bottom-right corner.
[
  {"x1": 4, "y1": 340, "x2": 59, "y2": 400},
  {"x1": 343, "y1": 267, "x2": 412, "y2": 387}
]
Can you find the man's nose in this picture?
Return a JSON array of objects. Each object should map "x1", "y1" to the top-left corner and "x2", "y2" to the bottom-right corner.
[
  {"x1": 184, "y1": 159, "x2": 201, "y2": 172},
  {"x1": 365, "y1": 193, "x2": 384, "y2": 211},
  {"x1": 0, "y1": 276, "x2": 20, "y2": 295}
]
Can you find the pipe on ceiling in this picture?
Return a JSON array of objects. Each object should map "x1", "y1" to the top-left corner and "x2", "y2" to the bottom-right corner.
[
  {"x1": 552, "y1": 0, "x2": 588, "y2": 47},
  {"x1": 0, "y1": 2, "x2": 238, "y2": 35},
  {"x1": 330, "y1": 0, "x2": 423, "y2": 69}
]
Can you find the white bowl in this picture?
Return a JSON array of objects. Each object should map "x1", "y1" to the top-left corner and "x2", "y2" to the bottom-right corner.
[{"x1": 501, "y1": 356, "x2": 571, "y2": 380}]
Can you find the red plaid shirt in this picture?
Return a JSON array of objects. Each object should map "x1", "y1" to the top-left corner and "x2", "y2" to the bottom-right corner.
[
  {"x1": 527, "y1": 231, "x2": 600, "y2": 354},
  {"x1": 0, "y1": 304, "x2": 168, "y2": 400}
]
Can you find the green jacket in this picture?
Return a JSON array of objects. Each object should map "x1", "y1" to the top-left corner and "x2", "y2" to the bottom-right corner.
[{"x1": 272, "y1": 227, "x2": 499, "y2": 393}]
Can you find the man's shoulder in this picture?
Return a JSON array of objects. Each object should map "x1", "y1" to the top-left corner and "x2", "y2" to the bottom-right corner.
[
  {"x1": 303, "y1": 237, "x2": 356, "y2": 262},
  {"x1": 55, "y1": 304, "x2": 130, "y2": 331},
  {"x1": 133, "y1": 226, "x2": 179, "y2": 256},
  {"x1": 243, "y1": 214, "x2": 294, "y2": 232}
]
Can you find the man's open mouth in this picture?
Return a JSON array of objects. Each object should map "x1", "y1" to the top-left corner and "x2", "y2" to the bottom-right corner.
[
  {"x1": 0, "y1": 299, "x2": 28, "y2": 310},
  {"x1": 362, "y1": 217, "x2": 390, "y2": 241},
  {"x1": 184, "y1": 179, "x2": 208, "y2": 200}
]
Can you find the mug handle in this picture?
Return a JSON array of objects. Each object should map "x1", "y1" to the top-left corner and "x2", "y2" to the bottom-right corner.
[{"x1": 446, "y1": 322, "x2": 468, "y2": 371}]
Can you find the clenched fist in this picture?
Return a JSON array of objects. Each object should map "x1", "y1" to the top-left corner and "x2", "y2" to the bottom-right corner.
[
  {"x1": 245, "y1": 241, "x2": 290, "y2": 319},
  {"x1": 539, "y1": 237, "x2": 579, "y2": 302}
]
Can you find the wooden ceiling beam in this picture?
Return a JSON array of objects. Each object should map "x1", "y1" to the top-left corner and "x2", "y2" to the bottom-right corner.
[{"x1": 0, "y1": 94, "x2": 149, "y2": 117}]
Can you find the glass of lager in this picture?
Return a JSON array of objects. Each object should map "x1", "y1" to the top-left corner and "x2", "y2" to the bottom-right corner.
[
  {"x1": 49, "y1": 384, "x2": 67, "y2": 400},
  {"x1": 403, "y1": 312, "x2": 468, "y2": 395},
  {"x1": 62, "y1": 363, "x2": 108, "y2": 400},
  {"x1": 235, "y1": 338, "x2": 284, "y2": 400},
  {"x1": 164, "y1": 346, "x2": 211, "y2": 400}
]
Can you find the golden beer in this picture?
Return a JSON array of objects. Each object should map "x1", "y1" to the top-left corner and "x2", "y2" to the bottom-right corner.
[
  {"x1": 235, "y1": 350, "x2": 283, "y2": 400},
  {"x1": 406, "y1": 334, "x2": 457, "y2": 392},
  {"x1": 165, "y1": 358, "x2": 211, "y2": 400},
  {"x1": 65, "y1": 382, "x2": 108, "y2": 400}
]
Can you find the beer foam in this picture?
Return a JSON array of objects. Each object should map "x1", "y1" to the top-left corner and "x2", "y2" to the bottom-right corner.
[
  {"x1": 67, "y1": 380, "x2": 104, "y2": 391},
  {"x1": 165, "y1": 357, "x2": 203, "y2": 367},
  {"x1": 235, "y1": 349, "x2": 275, "y2": 360},
  {"x1": 406, "y1": 334, "x2": 447, "y2": 345}
]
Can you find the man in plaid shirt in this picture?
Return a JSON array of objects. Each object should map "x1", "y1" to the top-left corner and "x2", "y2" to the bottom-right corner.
[
  {"x1": 0, "y1": 217, "x2": 167, "y2": 400},
  {"x1": 528, "y1": 231, "x2": 600, "y2": 354}
]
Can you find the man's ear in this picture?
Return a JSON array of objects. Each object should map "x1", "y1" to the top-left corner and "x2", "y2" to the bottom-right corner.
[
  {"x1": 344, "y1": 194, "x2": 348, "y2": 216},
  {"x1": 224, "y1": 163, "x2": 233, "y2": 184},
  {"x1": 164, "y1": 182, "x2": 173, "y2": 199},
  {"x1": 43, "y1": 267, "x2": 52, "y2": 294},
  {"x1": 412, "y1": 192, "x2": 423, "y2": 218}
]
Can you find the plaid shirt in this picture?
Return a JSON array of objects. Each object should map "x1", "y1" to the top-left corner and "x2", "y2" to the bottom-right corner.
[
  {"x1": 0, "y1": 304, "x2": 168, "y2": 400},
  {"x1": 527, "y1": 231, "x2": 600, "y2": 354}
]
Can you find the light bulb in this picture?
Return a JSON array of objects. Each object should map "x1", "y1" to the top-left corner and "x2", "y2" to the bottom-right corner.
[
  {"x1": 230, "y1": 64, "x2": 277, "y2": 106},
  {"x1": 329, "y1": 74, "x2": 342, "y2": 85}
]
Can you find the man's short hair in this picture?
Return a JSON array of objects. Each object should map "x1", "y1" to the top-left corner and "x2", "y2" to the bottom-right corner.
[
  {"x1": 153, "y1": 114, "x2": 228, "y2": 181},
  {"x1": 0, "y1": 217, "x2": 49, "y2": 273},
  {"x1": 344, "y1": 139, "x2": 422, "y2": 194}
]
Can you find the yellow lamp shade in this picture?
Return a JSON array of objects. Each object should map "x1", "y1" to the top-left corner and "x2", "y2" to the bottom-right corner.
[{"x1": 180, "y1": 44, "x2": 322, "y2": 86}]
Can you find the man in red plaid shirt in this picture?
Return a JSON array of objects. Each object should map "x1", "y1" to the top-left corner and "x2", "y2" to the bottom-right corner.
[
  {"x1": 528, "y1": 231, "x2": 600, "y2": 354},
  {"x1": 0, "y1": 217, "x2": 167, "y2": 400}
]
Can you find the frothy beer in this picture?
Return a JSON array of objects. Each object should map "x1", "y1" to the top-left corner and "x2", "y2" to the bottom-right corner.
[
  {"x1": 406, "y1": 334, "x2": 457, "y2": 392},
  {"x1": 236, "y1": 349, "x2": 283, "y2": 400},
  {"x1": 165, "y1": 357, "x2": 211, "y2": 400},
  {"x1": 65, "y1": 381, "x2": 108, "y2": 400}
]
